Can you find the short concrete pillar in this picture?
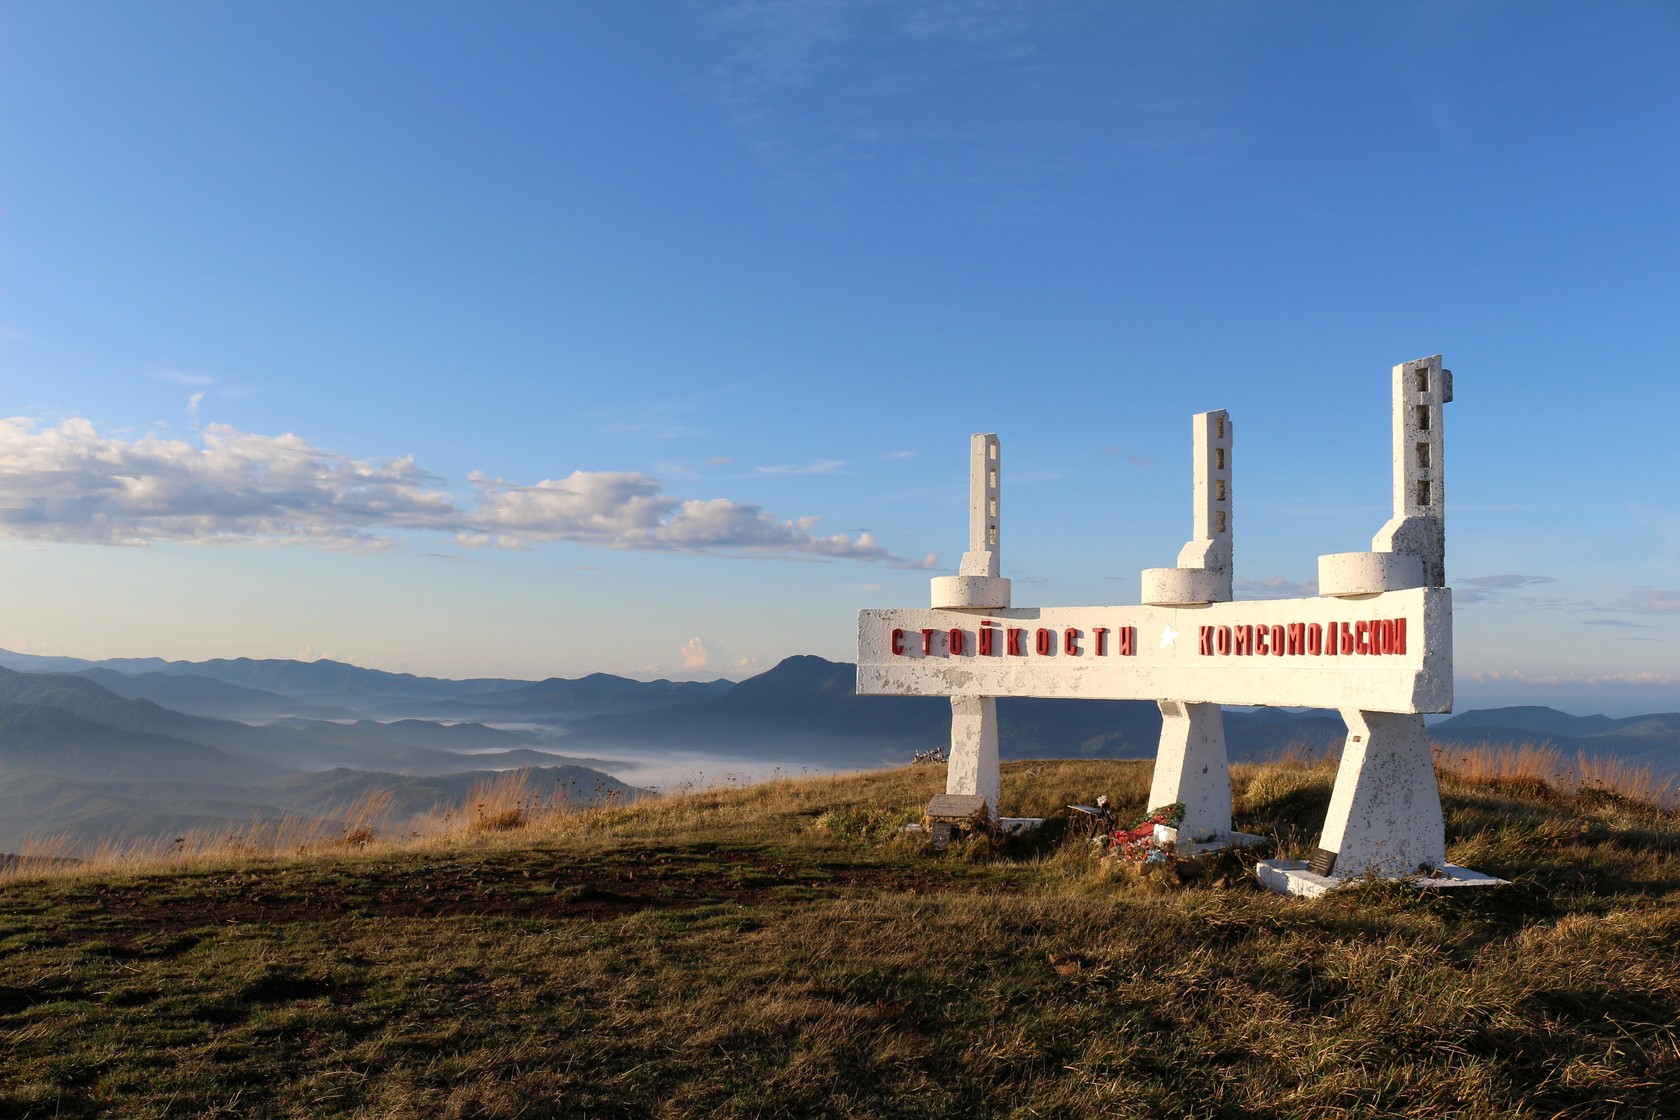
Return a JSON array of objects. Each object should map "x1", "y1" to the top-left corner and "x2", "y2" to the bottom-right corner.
[
  {"x1": 947, "y1": 695, "x2": 1000, "y2": 812},
  {"x1": 1148, "y1": 701, "x2": 1232, "y2": 839}
]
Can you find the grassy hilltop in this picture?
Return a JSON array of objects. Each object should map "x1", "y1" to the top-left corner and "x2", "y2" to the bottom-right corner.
[{"x1": 2, "y1": 753, "x2": 1678, "y2": 1119}]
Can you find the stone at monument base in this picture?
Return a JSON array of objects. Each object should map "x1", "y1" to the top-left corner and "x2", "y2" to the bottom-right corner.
[
  {"x1": 1152, "y1": 825, "x2": 1267, "y2": 856},
  {"x1": 1255, "y1": 858, "x2": 1508, "y2": 898},
  {"x1": 923, "y1": 793, "x2": 990, "y2": 849}
]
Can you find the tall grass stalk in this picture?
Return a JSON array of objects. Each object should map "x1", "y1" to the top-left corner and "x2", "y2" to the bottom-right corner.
[
  {"x1": 1432, "y1": 740, "x2": 1678, "y2": 808},
  {"x1": 0, "y1": 789, "x2": 403, "y2": 883}
]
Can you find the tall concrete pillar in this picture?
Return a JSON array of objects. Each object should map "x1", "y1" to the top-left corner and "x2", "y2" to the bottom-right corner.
[
  {"x1": 929, "y1": 433, "x2": 1010, "y2": 817},
  {"x1": 1140, "y1": 411, "x2": 1251, "y2": 849}
]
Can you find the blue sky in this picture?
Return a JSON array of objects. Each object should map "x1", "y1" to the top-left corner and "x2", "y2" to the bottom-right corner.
[{"x1": 2, "y1": 2, "x2": 1676, "y2": 714}]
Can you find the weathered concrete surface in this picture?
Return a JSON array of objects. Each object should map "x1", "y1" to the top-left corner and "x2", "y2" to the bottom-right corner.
[
  {"x1": 1148, "y1": 701, "x2": 1233, "y2": 841},
  {"x1": 1317, "y1": 709, "x2": 1446, "y2": 876},
  {"x1": 1256, "y1": 859, "x2": 1505, "y2": 898},
  {"x1": 857, "y1": 587, "x2": 1453, "y2": 713},
  {"x1": 1142, "y1": 410, "x2": 1233, "y2": 607},
  {"x1": 945, "y1": 696, "x2": 1000, "y2": 810}
]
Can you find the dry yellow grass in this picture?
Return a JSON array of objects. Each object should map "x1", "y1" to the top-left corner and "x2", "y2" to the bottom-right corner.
[
  {"x1": 6, "y1": 741, "x2": 1674, "y2": 886},
  {"x1": 1433, "y1": 739, "x2": 1678, "y2": 808}
]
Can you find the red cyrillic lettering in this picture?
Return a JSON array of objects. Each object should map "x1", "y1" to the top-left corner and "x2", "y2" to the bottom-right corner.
[
  {"x1": 922, "y1": 628, "x2": 937, "y2": 655},
  {"x1": 1287, "y1": 623, "x2": 1304, "y2": 655},
  {"x1": 978, "y1": 623, "x2": 996, "y2": 656},
  {"x1": 1216, "y1": 626, "x2": 1232, "y2": 655},
  {"x1": 1064, "y1": 628, "x2": 1080, "y2": 655},
  {"x1": 948, "y1": 628, "x2": 965, "y2": 655},
  {"x1": 1036, "y1": 628, "x2": 1054, "y2": 656},
  {"x1": 891, "y1": 628, "x2": 905, "y2": 655},
  {"x1": 1119, "y1": 627, "x2": 1136, "y2": 656},
  {"x1": 1093, "y1": 627, "x2": 1110, "y2": 656},
  {"x1": 1008, "y1": 629, "x2": 1026, "y2": 656},
  {"x1": 1199, "y1": 626, "x2": 1213, "y2": 656},
  {"x1": 1393, "y1": 618, "x2": 1407, "y2": 654},
  {"x1": 1355, "y1": 621, "x2": 1369, "y2": 655},
  {"x1": 1234, "y1": 625, "x2": 1253, "y2": 655}
]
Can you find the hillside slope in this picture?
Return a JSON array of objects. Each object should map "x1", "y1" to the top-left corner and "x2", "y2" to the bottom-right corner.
[{"x1": 2, "y1": 758, "x2": 1676, "y2": 1118}]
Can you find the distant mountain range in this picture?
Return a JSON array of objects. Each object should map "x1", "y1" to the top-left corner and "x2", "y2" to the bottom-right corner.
[{"x1": 0, "y1": 647, "x2": 1675, "y2": 850}]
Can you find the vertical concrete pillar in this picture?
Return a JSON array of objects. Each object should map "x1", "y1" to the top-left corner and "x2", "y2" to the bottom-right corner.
[
  {"x1": 1314, "y1": 710, "x2": 1445, "y2": 877},
  {"x1": 1372, "y1": 355, "x2": 1451, "y2": 589},
  {"x1": 1148, "y1": 701, "x2": 1233, "y2": 842},
  {"x1": 947, "y1": 695, "x2": 1001, "y2": 810},
  {"x1": 926, "y1": 434, "x2": 1011, "y2": 818},
  {"x1": 1139, "y1": 411, "x2": 1247, "y2": 849}
]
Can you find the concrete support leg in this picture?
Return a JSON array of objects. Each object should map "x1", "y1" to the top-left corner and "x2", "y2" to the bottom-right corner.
[
  {"x1": 1316, "y1": 710, "x2": 1445, "y2": 877},
  {"x1": 947, "y1": 696, "x2": 1000, "y2": 814},
  {"x1": 1148, "y1": 701, "x2": 1234, "y2": 840}
]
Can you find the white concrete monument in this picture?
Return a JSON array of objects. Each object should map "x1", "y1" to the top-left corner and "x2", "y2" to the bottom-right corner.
[{"x1": 856, "y1": 354, "x2": 1503, "y2": 896}]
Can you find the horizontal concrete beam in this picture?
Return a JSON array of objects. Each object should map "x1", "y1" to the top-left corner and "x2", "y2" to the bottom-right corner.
[{"x1": 857, "y1": 586, "x2": 1451, "y2": 714}]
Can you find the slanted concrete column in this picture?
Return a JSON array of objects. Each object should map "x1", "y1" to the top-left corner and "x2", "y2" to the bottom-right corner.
[
  {"x1": 1314, "y1": 710, "x2": 1445, "y2": 877},
  {"x1": 1147, "y1": 700, "x2": 1232, "y2": 841},
  {"x1": 947, "y1": 695, "x2": 1001, "y2": 809}
]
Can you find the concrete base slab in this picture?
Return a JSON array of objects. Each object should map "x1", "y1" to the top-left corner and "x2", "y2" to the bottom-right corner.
[
  {"x1": 1256, "y1": 859, "x2": 1508, "y2": 898},
  {"x1": 997, "y1": 817, "x2": 1046, "y2": 835},
  {"x1": 1154, "y1": 825, "x2": 1268, "y2": 856}
]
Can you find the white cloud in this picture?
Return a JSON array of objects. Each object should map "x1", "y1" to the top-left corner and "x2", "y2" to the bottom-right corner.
[
  {"x1": 665, "y1": 636, "x2": 761, "y2": 680},
  {"x1": 0, "y1": 416, "x2": 905, "y2": 563},
  {"x1": 680, "y1": 637, "x2": 712, "y2": 670}
]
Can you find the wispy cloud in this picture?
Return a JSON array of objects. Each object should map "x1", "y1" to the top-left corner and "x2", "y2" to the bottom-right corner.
[
  {"x1": 1101, "y1": 445, "x2": 1159, "y2": 468},
  {"x1": 755, "y1": 459, "x2": 844, "y2": 475},
  {"x1": 1621, "y1": 586, "x2": 1680, "y2": 613},
  {"x1": 154, "y1": 370, "x2": 216, "y2": 387},
  {"x1": 1455, "y1": 573, "x2": 1559, "y2": 604},
  {"x1": 1466, "y1": 669, "x2": 1680, "y2": 691},
  {"x1": 1235, "y1": 576, "x2": 1317, "y2": 600},
  {"x1": 0, "y1": 416, "x2": 905, "y2": 563}
]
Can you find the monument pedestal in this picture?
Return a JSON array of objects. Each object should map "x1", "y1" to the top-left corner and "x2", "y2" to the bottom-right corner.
[
  {"x1": 1256, "y1": 860, "x2": 1506, "y2": 898},
  {"x1": 1152, "y1": 825, "x2": 1268, "y2": 856}
]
